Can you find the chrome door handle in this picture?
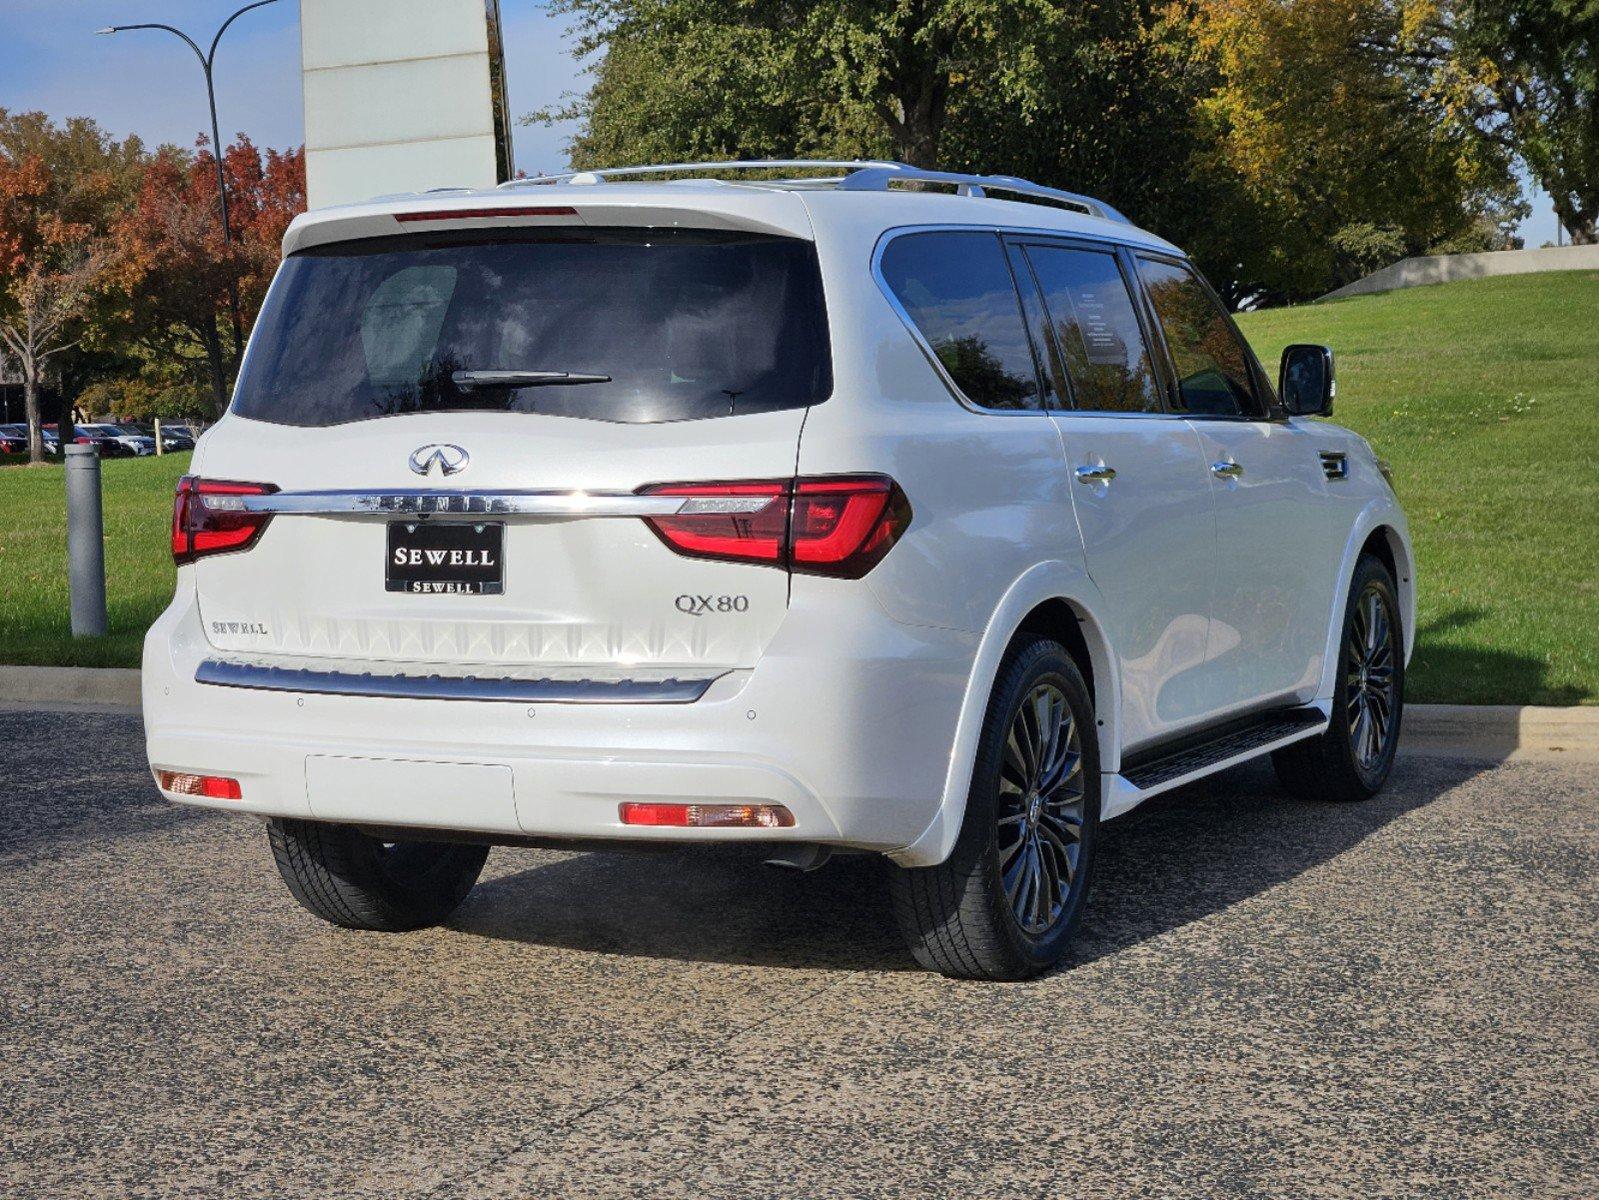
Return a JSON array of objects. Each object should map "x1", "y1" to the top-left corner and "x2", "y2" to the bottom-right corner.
[
  {"x1": 1074, "y1": 463, "x2": 1117, "y2": 484},
  {"x1": 1210, "y1": 460, "x2": 1244, "y2": 479}
]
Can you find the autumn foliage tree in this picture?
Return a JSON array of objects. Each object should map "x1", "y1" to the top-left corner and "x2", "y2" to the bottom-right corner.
[
  {"x1": 110, "y1": 135, "x2": 304, "y2": 414},
  {"x1": 0, "y1": 113, "x2": 134, "y2": 461}
]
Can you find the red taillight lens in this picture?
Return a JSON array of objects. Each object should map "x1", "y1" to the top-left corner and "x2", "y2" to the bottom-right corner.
[
  {"x1": 789, "y1": 477, "x2": 911, "y2": 578},
  {"x1": 172, "y1": 476, "x2": 278, "y2": 565},
  {"x1": 156, "y1": 770, "x2": 243, "y2": 800},
  {"x1": 640, "y1": 475, "x2": 910, "y2": 577},
  {"x1": 639, "y1": 481, "x2": 790, "y2": 565},
  {"x1": 619, "y1": 802, "x2": 795, "y2": 828}
]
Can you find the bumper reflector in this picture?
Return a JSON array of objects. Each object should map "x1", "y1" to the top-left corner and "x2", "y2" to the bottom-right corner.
[
  {"x1": 619, "y1": 802, "x2": 795, "y2": 829},
  {"x1": 156, "y1": 770, "x2": 243, "y2": 801}
]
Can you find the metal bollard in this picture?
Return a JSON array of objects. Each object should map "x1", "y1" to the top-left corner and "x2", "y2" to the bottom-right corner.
[{"x1": 65, "y1": 444, "x2": 108, "y2": 637}]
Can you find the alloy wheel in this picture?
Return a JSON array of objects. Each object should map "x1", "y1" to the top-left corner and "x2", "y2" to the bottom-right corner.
[
  {"x1": 997, "y1": 683, "x2": 1087, "y2": 936},
  {"x1": 1346, "y1": 584, "x2": 1397, "y2": 769}
]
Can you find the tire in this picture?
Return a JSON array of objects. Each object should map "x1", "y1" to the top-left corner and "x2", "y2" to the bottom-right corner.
[
  {"x1": 267, "y1": 819, "x2": 489, "y2": 932},
  {"x1": 1273, "y1": 554, "x2": 1404, "y2": 802},
  {"x1": 890, "y1": 636, "x2": 1100, "y2": 980}
]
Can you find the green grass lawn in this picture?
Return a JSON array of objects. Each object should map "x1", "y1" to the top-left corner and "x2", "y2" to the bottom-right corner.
[
  {"x1": 0, "y1": 452, "x2": 189, "y2": 670},
  {"x1": 1237, "y1": 271, "x2": 1599, "y2": 705},
  {"x1": 1, "y1": 271, "x2": 1595, "y2": 703}
]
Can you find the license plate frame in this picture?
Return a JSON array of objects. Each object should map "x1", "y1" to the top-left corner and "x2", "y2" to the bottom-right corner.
[{"x1": 386, "y1": 521, "x2": 504, "y2": 596}]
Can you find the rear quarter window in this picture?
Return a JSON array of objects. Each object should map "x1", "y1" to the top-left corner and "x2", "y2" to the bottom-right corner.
[
  {"x1": 233, "y1": 228, "x2": 833, "y2": 426},
  {"x1": 877, "y1": 230, "x2": 1044, "y2": 412}
]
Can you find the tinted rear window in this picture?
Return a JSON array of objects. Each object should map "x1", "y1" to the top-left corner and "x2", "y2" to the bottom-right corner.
[
  {"x1": 878, "y1": 230, "x2": 1044, "y2": 411},
  {"x1": 232, "y1": 229, "x2": 832, "y2": 426}
]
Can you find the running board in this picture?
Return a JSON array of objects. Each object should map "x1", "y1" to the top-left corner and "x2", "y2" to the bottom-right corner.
[{"x1": 1102, "y1": 707, "x2": 1328, "y2": 820}]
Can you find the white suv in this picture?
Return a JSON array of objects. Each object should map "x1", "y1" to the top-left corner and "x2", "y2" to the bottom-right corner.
[{"x1": 143, "y1": 161, "x2": 1412, "y2": 979}]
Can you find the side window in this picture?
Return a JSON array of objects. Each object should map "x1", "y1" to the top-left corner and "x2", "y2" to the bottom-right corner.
[
  {"x1": 879, "y1": 231, "x2": 1044, "y2": 411},
  {"x1": 1022, "y1": 244, "x2": 1163, "y2": 414},
  {"x1": 1135, "y1": 258, "x2": 1260, "y2": 418}
]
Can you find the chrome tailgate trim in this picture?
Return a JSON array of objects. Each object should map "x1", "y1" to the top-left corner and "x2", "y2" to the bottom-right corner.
[{"x1": 194, "y1": 659, "x2": 719, "y2": 704}]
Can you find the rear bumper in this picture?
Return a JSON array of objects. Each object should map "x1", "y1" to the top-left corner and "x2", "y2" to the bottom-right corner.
[{"x1": 142, "y1": 588, "x2": 977, "y2": 853}]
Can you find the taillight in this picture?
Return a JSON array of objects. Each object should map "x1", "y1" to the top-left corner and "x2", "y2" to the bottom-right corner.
[
  {"x1": 171, "y1": 476, "x2": 278, "y2": 565},
  {"x1": 619, "y1": 802, "x2": 794, "y2": 828},
  {"x1": 156, "y1": 770, "x2": 243, "y2": 800},
  {"x1": 640, "y1": 475, "x2": 911, "y2": 578}
]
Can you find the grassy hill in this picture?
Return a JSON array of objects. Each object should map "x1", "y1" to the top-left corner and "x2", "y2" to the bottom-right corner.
[
  {"x1": 1, "y1": 272, "x2": 1595, "y2": 705},
  {"x1": 1238, "y1": 271, "x2": 1599, "y2": 705}
]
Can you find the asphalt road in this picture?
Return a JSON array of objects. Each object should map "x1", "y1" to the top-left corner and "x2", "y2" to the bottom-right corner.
[{"x1": 2, "y1": 706, "x2": 1595, "y2": 1200}]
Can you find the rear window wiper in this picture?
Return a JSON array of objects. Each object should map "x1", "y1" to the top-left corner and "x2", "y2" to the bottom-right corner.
[{"x1": 452, "y1": 369, "x2": 612, "y2": 389}]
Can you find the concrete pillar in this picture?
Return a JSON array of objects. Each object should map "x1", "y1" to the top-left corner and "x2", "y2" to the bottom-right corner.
[{"x1": 301, "y1": 0, "x2": 514, "y2": 210}]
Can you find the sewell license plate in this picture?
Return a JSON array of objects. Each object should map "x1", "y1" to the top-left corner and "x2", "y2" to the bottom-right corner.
[{"x1": 386, "y1": 521, "x2": 504, "y2": 595}]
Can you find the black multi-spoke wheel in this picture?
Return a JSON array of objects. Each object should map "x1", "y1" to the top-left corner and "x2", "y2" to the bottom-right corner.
[
  {"x1": 1274, "y1": 554, "x2": 1404, "y2": 802},
  {"x1": 997, "y1": 683, "x2": 1087, "y2": 936},
  {"x1": 890, "y1": 636, "x2": 1099, "y2": 980},
  {"x1": 1346, "y1": 584, "x2": 1398, "y2": 770}
]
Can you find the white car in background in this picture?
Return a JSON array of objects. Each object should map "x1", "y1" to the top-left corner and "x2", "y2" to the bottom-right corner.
[
  {"x1": 143, "y1": 161, "x2": 1412, "y2": 979},
  {"x1": 80, "y1": 423, "x2": 155, "y2": 456}
]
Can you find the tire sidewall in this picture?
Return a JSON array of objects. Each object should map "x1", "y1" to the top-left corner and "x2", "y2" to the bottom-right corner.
[
  {"x1": 961, "y1": 640, "x2": 1101, "y2": 972},
  {"x1": 1333, "y1": 557, "x2": 1405, "y2": 793}
]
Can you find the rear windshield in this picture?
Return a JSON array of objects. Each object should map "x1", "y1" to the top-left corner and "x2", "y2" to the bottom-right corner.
[{"x1": 232, "y1": 228, "x2": 833, "y2": 426}]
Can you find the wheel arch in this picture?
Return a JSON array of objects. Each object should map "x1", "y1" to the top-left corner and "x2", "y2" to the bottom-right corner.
[
  {"x1": 1318, "y1": 500, "x2": 1416, "y2": 702},
  {"x1": 889, "y1": 562, "x2": 1120, "y2": 868}
]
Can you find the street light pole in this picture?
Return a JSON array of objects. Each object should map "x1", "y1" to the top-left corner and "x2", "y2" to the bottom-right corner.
[{"x1": 98, "y1": 0, "x2": 282, "y2": 373}]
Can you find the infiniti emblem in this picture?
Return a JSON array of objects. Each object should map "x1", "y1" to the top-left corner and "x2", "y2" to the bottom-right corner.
[{"x1": 409, "y1": 443, "x2": 470, "y2": 477}]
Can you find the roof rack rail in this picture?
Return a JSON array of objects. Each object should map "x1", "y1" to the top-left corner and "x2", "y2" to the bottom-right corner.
[{"x1": 500, "y1": 160, "x2": 1130, "y2": 224}]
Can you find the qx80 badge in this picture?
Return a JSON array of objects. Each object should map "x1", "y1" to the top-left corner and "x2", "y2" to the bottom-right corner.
[{"x1": 409, "y1": 443, "x2": 471, "y2": 477}]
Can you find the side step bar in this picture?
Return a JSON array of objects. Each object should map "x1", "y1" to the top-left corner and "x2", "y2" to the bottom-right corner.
[
  {"x1": 1101, "y1": 706, "x2": 1328, "y2": 820},
  {"x1": 194, "y1": 659, "x2": 718, "y2": 704},
  {"x1": 1123, "y1": 708, "x2": 1328, "y2": 791}
]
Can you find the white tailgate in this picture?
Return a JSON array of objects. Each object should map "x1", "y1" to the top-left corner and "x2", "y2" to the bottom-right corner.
[{"x1": 192, "y1": 409, "x2": 803, "y2": 671}]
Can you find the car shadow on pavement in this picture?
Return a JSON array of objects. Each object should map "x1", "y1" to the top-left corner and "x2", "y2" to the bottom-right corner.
[{"x1": 453, "y1": 753, "x2": 1485, "y2": 976}]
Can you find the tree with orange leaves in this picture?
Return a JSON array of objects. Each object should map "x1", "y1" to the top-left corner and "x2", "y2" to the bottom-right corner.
[
  {"x1": 0, "y1": 116, "x2": 129, "y2": 462},
  {"x1": 111, "y1": 134, "x2": 304, "y2": 415}
]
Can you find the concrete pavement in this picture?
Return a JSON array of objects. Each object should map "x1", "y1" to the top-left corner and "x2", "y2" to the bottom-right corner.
[{"x1": 2, "y1": 707, "x2": 1595, "y2": 1199}]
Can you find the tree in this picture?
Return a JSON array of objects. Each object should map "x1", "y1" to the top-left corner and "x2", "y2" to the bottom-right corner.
[
  {"x1": 1190, "y1": 0, "x2": 1515, "y2": 301},
  {"x1": 532, "y1": 1, "x2": 1523, "y2": 304},
  {"x1": 110, "y1": 136, "x2": 304, "y2": 415},
  {"x1": 0, "y1": 149, "x2": 115, "y2": 462},
  {"x1": 534, "y1": 1, "x2": 1115, "y2": 170},
  {"x1": 1458, "y1": 0, "x2": 1599, "y2": 243}
]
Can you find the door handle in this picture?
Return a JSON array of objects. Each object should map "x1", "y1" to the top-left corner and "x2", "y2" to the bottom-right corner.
[
  {"x1": 1074, "y1": 463, "x2": 1117, "y2": 485},
  {"x1": 1210, "y1": 460, "x2": 1244, "y2": 479}
]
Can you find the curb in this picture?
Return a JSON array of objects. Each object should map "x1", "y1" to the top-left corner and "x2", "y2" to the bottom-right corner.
[
  {"x1": 1, "y1": 666, "x2": 1595, "y2": 755},
  {"x1": 1402, "y1": 704, "x2": 1599, "y2": 759},
  {"x1": 0, "y1": 665, "x2": 142, "y2": 710}
]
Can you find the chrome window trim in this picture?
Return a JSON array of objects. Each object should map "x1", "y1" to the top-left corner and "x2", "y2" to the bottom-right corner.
[
  {"x1": 194, "y1": 659, "x2": 720, "y2": 704},
  {"x1": 870, "y1": 224, "x2": 1188, "y2": 421}
]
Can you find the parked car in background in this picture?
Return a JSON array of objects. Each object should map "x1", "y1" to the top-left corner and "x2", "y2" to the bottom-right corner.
[
  {"x1": 0, "y1": 423, "x2": 58, "y2": 454},
  {"x1": 144, "y1": 161, "x2": 1412, "y2": 980},
  {"x1": 59, "y1": 424, "x2": 132, "y2": 457},
  {"x1": 124, "y1": 422, "x2": 197, "y2": 452},
  {"x1": 0, "y1": 429, "x2": 25, "y2": 454},
  {"x1": 75, "y1": 423, "x2": 154, "y2": 456}
]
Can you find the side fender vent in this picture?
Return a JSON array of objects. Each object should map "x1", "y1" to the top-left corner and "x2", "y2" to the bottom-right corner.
[{"x1": 1320, "y1": 451, "x2": 1349, "y2": 481}]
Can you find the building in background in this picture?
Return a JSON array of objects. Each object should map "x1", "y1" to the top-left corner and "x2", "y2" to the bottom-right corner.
[{"x1": 300, "y1": 0, "x2": 513, "y2": 209}]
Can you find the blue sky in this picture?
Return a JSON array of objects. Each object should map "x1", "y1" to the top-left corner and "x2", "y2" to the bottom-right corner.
[{"x1": 0, "y1": 1, "x2": 1562, "y2": 245}]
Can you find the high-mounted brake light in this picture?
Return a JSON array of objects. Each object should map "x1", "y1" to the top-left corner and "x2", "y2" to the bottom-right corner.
[
  {"x1": 394, "y1": 206, "x2": 577, "y2": 223},
  {"x1": 639, "y1": 475, "x2": 911, "y2": 578},
  {"x1": 172, "y1": 476, "x2": 278, "y2": 565},
  {"x1": 156, "y1": 770, "x2": 243, "y2": 800}
]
